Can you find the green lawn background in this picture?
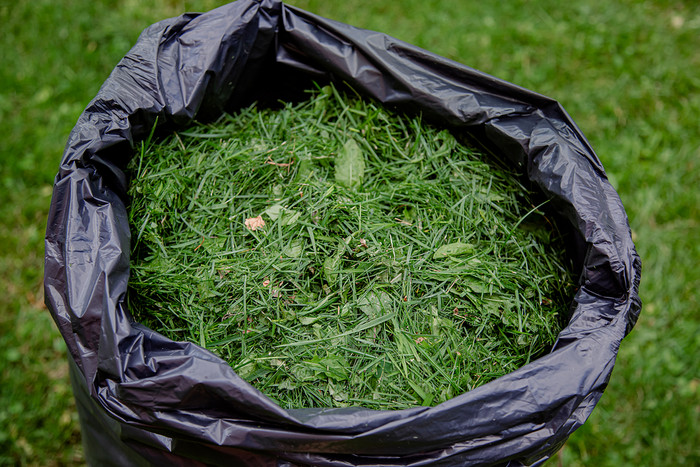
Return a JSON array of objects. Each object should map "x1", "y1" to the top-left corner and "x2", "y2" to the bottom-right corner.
[{"x1": 1, "y1": 0, "x2": 697, "y2": 465}]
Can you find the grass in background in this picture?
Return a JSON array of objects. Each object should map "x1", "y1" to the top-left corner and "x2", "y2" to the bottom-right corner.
[
  {"x1": 1, "y1": 0, "x2": 697, "y2": 464},
  {"x1": 1, "y1": 1, "x2": 224, "y2": 463}
]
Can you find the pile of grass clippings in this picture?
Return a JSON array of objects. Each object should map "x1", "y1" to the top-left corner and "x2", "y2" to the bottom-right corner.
[{"x1": 126, "y1": 84, "x2": 575, "y2": 410}]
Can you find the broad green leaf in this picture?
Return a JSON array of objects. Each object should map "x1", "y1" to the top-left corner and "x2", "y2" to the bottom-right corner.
[
  {"x1": 235, "y1": 360, "x2": 257, "y2": 379},
  {"x1": 282, "y1": 239, "x2": 303, "y2": 258},
  {"x1": 433, "y1": 242, "x2": 475, "y2": 259},
  {"x1": 290, "y1": 363, "x2": 319, "y2": 382},
  {"x1": 299, "y1": 316, "x2": 320, "y2": 325},
  {"x1": 315, "y1": 356, "x2": 350, "y2": 382},
  {"x1": 323, "y1": 241, "x2": 345, "y2": 285},
  {"x1": 323, "y1": 255, "x2": 341, "y2": 285},
  {"x1": 328, "y1": 382, "x2": 349, "y2": 402},
  {"x1": 276, "y1": 379, "x2": 298, "y2": 391},
  {"x1": 358, "y1": 290, "x2": 393, "y2": 318},
  {"x1": 280, "y1": 209, "x2": 300, "y2": 226},
  {"x1": 334, "y1": 139, "x2": 365, "y2": 188},
  {"x1": 264, "y1": 204, "x2": 300, "y2": 226},
  {"x1": 264, "y1": 203, "x2": 283, "y2": 220},
  {"x1": 467, "y1": 280, "x2": 489, "y2": 294}
]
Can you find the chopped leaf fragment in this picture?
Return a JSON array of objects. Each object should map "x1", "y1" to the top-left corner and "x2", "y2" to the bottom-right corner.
[
  {"x1": 433, "y1": 242, "x2": 475, "y2": 259},
  {"x1": 335, "y1": 139, "x2": 365, "y2": 189}
]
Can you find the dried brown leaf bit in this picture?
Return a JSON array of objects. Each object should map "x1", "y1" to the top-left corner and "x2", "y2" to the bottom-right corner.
[{"x1": 244, "y1": 216, "x2": 265, "y2": 231}]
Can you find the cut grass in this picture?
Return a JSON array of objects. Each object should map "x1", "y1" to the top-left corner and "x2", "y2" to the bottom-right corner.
[{"x1": 126, "y1": 84, "x2": 575, "y2": 409}]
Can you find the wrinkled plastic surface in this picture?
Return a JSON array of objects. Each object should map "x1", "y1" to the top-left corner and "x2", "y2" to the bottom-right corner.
[{"x1": 44, "y1": 1, "x2": 642, "y2": 465}]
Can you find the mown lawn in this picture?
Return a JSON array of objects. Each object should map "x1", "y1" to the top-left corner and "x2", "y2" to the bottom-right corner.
[{"x1": 1, "y1": 0, "x2": 697, "y2": 465}]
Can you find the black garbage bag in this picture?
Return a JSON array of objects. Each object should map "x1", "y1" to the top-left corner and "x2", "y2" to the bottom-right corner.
[{"x1": 44, "y1": 0, "x2": 642, "y2": 465}]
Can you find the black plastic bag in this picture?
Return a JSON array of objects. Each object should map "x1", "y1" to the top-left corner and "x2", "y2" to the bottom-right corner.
[{"x1": 44, "y1": 1, "x2": 642, "y2": 465}]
